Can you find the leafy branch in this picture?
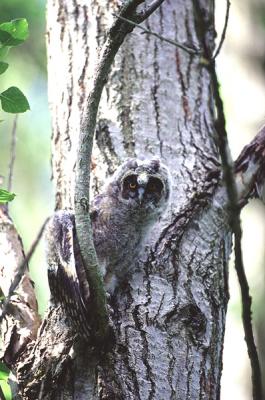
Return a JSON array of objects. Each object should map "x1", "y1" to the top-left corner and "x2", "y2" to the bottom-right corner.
[
  {"x1": 0, "y1": 189, "x2": 15, "y2": 204},
  {"x1": 0, "y1": 19, "x2": 30, "y2": 114},
  {"x1": 0, "y1": 18, "x2": 31, "y2": 400},
  {"x1": 0, "y1": 18, "x2": 30, "y2": 207}
]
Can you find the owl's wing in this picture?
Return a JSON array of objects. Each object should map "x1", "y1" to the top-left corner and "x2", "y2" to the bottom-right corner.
[
  {"x1": 46, "y1": 211, "x2": 92, "y2": 340},
  {"x1": 90, "y1": 193, "x2": 105, "y2": 222}
]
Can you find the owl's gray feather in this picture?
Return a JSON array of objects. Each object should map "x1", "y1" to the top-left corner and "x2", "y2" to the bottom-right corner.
[
  {"x1": 46, "y1": 158, "x2": 171, "y2": 337},
  {"x1": 91, "y1": 158, "x2": 170, "y2": 290}
]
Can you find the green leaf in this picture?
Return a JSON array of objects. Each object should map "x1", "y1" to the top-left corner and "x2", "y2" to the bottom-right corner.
[
  {"x1": 0, "y1": 87, "x2": 30, "y2": 113},
  {"x1": 0, "y1": 381, "x2": 12, "y2": 400},
  {"x1": 0, "y1": 46, "x2": 9, "y2": 60},
  {"x1": 0, "y1": 369, "x2": 8, "y2": 380},
  {"x1": 0, "y1": 19, "x2": 29, "y2": 47},
  {"x1": 0, "y1": 189, "x2": 16, "y2": 203},
  {"x1": 0, "y1": 362, "x2": 9, "y2": 377},
  {"x1": 0, "y1": 363, "x2": 12, "y2": 399},
  {"x1": 0, "y1": 62, "x2": 8, "y2": 74}
]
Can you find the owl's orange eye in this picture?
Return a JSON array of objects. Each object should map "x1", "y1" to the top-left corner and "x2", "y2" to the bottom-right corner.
[{"x1": 122, "y1": 175, "x2": 138, "y2": 198}]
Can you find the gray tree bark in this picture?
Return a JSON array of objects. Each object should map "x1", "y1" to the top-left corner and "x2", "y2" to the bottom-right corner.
[
  {"x1": 3, "y1": 0, "x2": 262, "y2": 399},
  {"x1": 46, "y1": 1, "x2": 228, "y2": 399}
]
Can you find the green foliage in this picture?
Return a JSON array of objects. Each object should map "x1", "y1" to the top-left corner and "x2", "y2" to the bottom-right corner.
[
  {"x1": 0, "y1": 19, "x2": 30, "y2": 115},
  {"x1": 0, "y1": 62, "x2": 8, "y2": 75},
  {"x1": 0, "y1": 19, "x2": 29, "y2": 47},
  {"x1": 0, "y1": 46, "x2": 9, "y2": 59},
  {"x1": 0, "y1": 188, "x2": 15, "y2": 203},
  {"x1": 0, "y1": 87, "x2": 30, "y2": 113},
  {"x1": 0, "y1": 362, "x2": 12, "y2": 400},
  {"x1": 0, "y1": 1, "x2": 51, "y2": 315}
]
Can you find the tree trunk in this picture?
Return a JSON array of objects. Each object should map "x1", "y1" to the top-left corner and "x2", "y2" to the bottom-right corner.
[
  {"x1": 0, "y1": 1, "x2": 239, "y2": 399},
  {"x1": 46, "y1": 1, "x2": 229, "y2": 399}
]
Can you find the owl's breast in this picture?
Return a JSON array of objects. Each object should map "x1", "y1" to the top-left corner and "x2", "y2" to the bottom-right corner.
[{"x1": 91, "y1": 201, "x2": 142, "y2": 280}]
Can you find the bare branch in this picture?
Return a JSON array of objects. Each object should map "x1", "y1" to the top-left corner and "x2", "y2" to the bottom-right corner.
[
  {"x1": 212, "y1": 0, "x2": 231, "y2": 60},
  {"x1": 0, "y1": 217, "x2": 49, "y2": 323},
  {"x1": 7, "y1": 115, "x2": 18, "y2": 193},
  {"x1": 211, "y1": 67, "x2": 262, "y2": 400},
  {"x1": 194, "y1": 0, "x2": 262, "y2": 394},
  {"x1": 113, "y1": 13, "x2": 201, "y2": 55}
]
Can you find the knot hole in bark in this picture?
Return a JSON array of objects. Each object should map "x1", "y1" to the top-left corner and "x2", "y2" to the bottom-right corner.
[
  {"x1": 165, "y1": 303, "x2": 207, "y2": 345},
  {"x1": 178, "y1": 304, "x2": 206, "y2": 341}
]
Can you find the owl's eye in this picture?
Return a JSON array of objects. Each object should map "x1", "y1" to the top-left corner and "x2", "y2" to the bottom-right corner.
[
  {"x1": 129, "y1": 182, "x2": 137, "y2": 190},
  {"x1": 122, "y1": 175, "x2": 138, "y2": 199},
  {"x1": 146, "y1": 177, "x2": 163, "y2": 194},
  {"x1": 148, "y1": 183, "x2": 156, "y2": 191},
  {"x1": 124, "y1": 175, "x2": 137, "y2": 190}
]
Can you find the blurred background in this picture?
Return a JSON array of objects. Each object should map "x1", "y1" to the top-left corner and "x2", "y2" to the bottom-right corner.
[
  {"x1": 215, "y1": 1, "x2": 265, "y2": 398},
  {"x1": 0, "y1": 0, "x2": 52, "y2": 312},
  {"x1": 0, "y1": 1, "x2": 264, "y2": 398}
]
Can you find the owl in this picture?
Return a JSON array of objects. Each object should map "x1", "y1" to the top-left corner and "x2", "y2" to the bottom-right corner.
[{"x1": 46, "y1": 158, "x2": 171, "y2": 338}]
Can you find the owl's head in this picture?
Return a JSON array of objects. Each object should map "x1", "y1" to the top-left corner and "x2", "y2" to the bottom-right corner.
[{"x1": 110, "y1": 158, "x2": 171, "y2": 218}]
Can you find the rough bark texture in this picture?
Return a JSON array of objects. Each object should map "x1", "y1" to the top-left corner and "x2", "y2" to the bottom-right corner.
[
  {"x1": 0, "y1": 206, "x2": 40, "y2": 358},
  {"x1": 0, "y1": 206, "x2": 41, "y2": 398},
  {"x1": 45, "y1": 1, "x2": 230, "y2": 399},
  {"x1": 0, "y1": 1, "x2": 233, "y2": 399}
]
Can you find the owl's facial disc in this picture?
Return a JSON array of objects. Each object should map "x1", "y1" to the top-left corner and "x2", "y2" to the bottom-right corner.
[{"x1": 121, "y1": 173, "x2": 164, "y2": 205}]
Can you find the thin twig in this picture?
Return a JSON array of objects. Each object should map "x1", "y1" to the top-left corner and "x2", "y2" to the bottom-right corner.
[
  {"x1": 0, "y1": 217, "x2": 50, "y2": 323},
  {"x1": 7, "y1": 114, "x2": 18, "y2": 193},
  {"x1": 211, "y1": 65, "x2": 262, "y2": 400},
  {"x1": 194, "y1": 1, "x2": 262, "y2": 396},
  {"x1": 113, "y1": 13, "x2": 201, "y2": 55},
  {"x1": 212, "y1": 0, "x2": 231, "y2": 60}
]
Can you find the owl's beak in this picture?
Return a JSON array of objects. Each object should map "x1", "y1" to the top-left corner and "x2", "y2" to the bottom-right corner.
[{"x1": 138, "y1": 187, "x2": 145, "y2": 204}]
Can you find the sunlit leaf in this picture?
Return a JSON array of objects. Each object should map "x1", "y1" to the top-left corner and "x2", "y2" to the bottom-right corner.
[
  {"x1": 0, "y1": 19, "x2": 29, "y2": 47},
  {"x1": 0, "y1": 358, "x2": 12, "y2": 399},
  {"x1": 0, "y1": 381, "x2": 12, "y2": 400},
  {"x1": 0, "y1": 369, "x2": 8, "y2": 380},
  {"x1": 0, "y1": 189, "x2": 16, "y2": 203},
  {"x1": 0, "y1": 62, "x2": 8, "y2": 75},
  {"x1": 0, "y1": 87, "x2": 30, "y2": 113}
]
